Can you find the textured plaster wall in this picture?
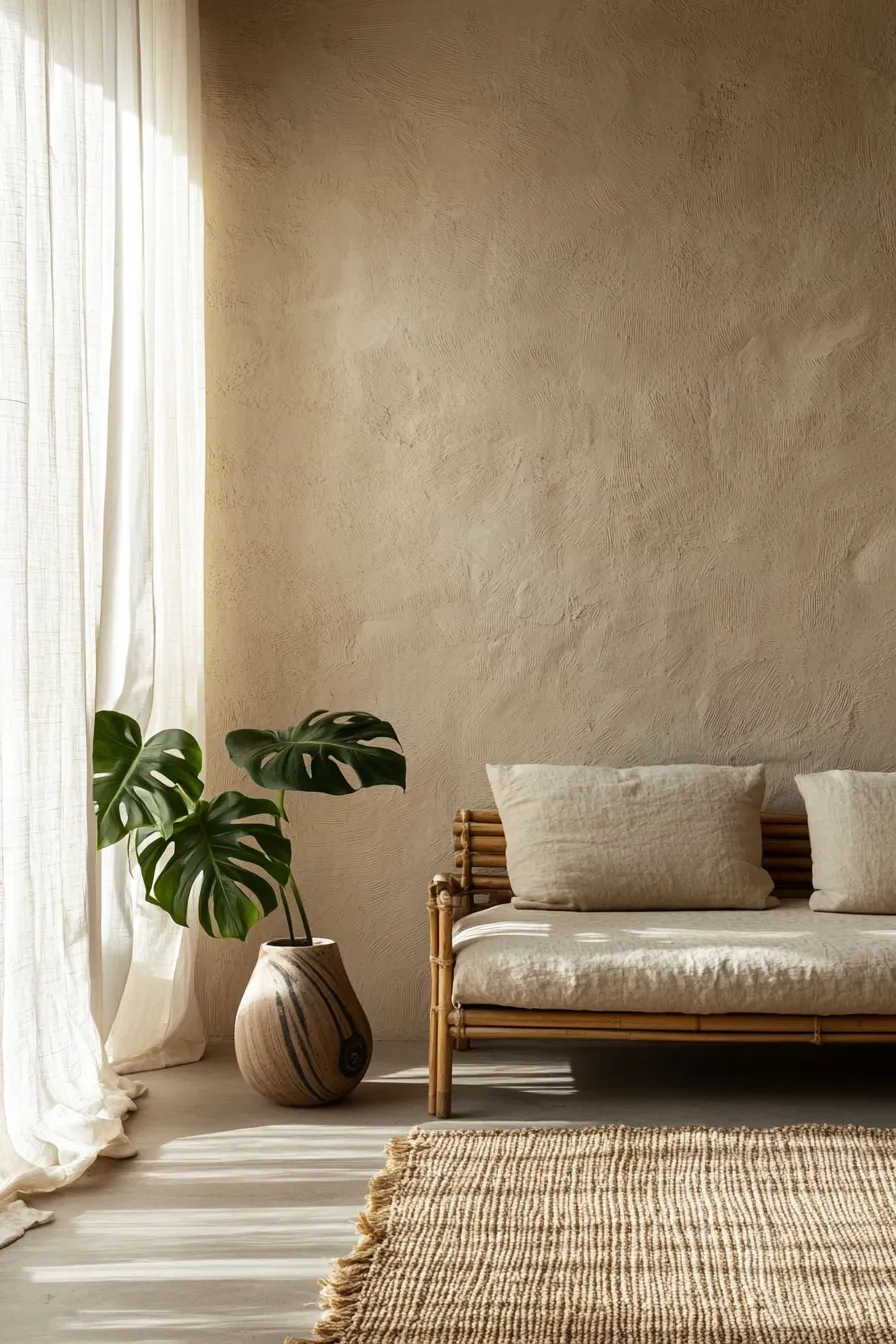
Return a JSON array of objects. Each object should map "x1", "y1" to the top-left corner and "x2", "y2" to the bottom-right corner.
[{"x1": 198, "y1": 0, "x2": 896, "y2": 1039}]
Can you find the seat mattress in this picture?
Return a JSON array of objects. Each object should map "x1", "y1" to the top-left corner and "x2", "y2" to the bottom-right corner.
[{"x1": 452, "y1": 899, "x2": 896, "y2": 1016}]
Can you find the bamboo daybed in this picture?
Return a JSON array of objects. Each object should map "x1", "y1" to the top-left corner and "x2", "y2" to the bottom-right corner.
[{"x1": 427, "y1": 808, "x2": 896, "y2": 1119}]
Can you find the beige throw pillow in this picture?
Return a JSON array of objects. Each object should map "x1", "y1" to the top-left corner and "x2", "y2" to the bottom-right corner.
[
  {"x1": 486, "y1": 763, "x2": 775, "y2": 911},
  {"x1": 796, "y1": 770, "x2": 896, "y2": 913}
]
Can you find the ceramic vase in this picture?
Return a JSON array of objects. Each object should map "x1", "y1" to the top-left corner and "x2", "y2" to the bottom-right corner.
[{"x1": 234, "y1": 938, "x2": 372, "y2": 1106}]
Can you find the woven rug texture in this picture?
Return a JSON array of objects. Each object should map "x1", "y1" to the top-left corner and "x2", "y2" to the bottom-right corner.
[{"x1": 291, "y1": 1124, "x2": 896, "y2": 1343}]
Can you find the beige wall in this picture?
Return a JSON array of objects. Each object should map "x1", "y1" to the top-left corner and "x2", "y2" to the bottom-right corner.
[{"x1": 198, "y1": 0, "x2": 896, "y2": 1039}]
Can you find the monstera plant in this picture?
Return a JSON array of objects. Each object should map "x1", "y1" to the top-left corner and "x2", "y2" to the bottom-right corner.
[
  {"x1": 93, "y1": 708, "x2": 405, "y2": 944},
  {"x1": 95, "y1": 706, "x2": 404, "y2": 1106}
]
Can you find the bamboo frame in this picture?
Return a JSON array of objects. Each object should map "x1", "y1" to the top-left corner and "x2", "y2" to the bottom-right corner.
[
  {"x1": 435, "y1": 883, "x2": 455, "y2": 1118},
  {"x1": 452, "y1": 809, "x2": 815, "y2": 888},
  {"x1": 427, "y1": 809, "x2": 896, "y2": 1119},
  {"x1": 427, "y1": 887, "x2": 439, "y2": 1114}
]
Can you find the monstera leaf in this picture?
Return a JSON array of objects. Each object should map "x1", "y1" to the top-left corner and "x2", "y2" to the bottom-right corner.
[
  {"x1": 137, "y1": 791, "x2": 292, "y2": 940},
  {"x1": 93, "y1": 710, "x2": 203, "y2": 849},
  {"x1": 226, "y1": 710, "x2": 406, "y2": 796}
]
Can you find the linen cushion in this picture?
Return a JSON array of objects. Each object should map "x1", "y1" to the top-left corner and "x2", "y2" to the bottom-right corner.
[
  {"x1": 451, "y1": 900, "x2": 896, "y2": 1015},
  {"x1": 796, "y1": 770, "x2": 896, "y2": 913},
  {"x1": 486, "y1": 762, "x2": 774, "y2": 911}
]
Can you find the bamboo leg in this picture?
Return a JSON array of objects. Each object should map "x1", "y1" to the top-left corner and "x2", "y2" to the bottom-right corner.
[
  {"x1": 436, "y1": 1007, "x2": 452, "y2": 1117},
  {"x1": 435, "y1": 892, "x2": 454, "y2": 1119},
  {"x1": 427, "y1": 890, "x2": 438, "y2": 1115},
  {"x1": 454, "y1": 893, "x2": 471, "y2": 1050}
]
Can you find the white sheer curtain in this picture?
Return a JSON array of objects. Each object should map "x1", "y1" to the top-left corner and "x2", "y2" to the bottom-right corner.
[{"x1": 0, "y1": 0, "x2": 206, "y2": 1247}]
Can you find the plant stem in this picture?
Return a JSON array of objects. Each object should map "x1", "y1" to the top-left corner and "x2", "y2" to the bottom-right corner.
[
  {"x1": 274, "y1": 790, "x2": 313, "y2": 944},
  {"x1": 288, "y1": 870, "x2": 313, "y2": 945},
  {"x1": 278, "y1": 884, "x2": 296, "y2": 941},
  {"x1": 175, "y1": 782, "x2": 199, "y2": 814}
]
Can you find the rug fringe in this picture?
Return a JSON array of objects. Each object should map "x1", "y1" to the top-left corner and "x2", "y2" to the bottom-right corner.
[{"x1": 285, "y1": 1133, "x2": 415, "y2": 1344}]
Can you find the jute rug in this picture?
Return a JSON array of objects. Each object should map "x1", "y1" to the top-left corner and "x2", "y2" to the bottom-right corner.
[{"x1": 291, "y1": 1124, "x2": 896, "y2": 1343}]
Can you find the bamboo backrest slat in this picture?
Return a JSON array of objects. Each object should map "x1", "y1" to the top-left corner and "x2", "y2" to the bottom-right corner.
[{"x1": 452, "y1": 808, "x2": 812, "y2": 896}]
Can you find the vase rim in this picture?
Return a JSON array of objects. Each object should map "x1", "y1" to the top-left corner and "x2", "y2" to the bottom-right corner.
[{"x1": 264, "y1": 937, "x2": 335, "y2": 949}]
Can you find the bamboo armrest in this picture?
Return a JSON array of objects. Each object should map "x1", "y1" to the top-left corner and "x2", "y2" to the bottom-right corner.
[{"x1": 428, "y1": 872, "x2": 463, "y2": 916}]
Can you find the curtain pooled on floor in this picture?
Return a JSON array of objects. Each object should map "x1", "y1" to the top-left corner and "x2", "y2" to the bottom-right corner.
[{"x1": 0, "y1": 0, "x2": 206, "y2": 1247}]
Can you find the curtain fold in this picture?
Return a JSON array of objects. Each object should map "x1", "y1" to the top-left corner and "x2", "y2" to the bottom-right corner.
[{"x1": 0, "y1": 0, "x2": 206, "y2": 1247}]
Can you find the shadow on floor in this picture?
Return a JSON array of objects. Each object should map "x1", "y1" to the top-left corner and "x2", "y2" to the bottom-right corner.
[
  {"x1": 430, "y1": 1040, "x2": 896, "y2": 1126},
  {"x1": 6, "y1": 1039, "x2": 895, "y2": 1344}
]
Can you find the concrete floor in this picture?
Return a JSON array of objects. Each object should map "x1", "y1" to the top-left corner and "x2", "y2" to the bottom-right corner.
[{"x1": 4, "y1": 1038, "x2": 896, "y2": 1343}]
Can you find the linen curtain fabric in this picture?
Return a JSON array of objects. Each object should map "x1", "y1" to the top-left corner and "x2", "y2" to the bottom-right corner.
[{"x1": 0, "y1": 0, "x2": 205, "y2": 1246}]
